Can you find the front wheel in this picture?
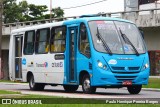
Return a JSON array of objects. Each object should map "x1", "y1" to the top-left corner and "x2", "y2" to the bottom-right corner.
[
  {"x1": 29, "y1": 75, "x2": 45, "y2": 91},
  {"x1": 82, "y1": 75, "x2": 96, "y2": 94},
  {"x1": 127, "y1": 85, "x2": 142, "y2": 94}
]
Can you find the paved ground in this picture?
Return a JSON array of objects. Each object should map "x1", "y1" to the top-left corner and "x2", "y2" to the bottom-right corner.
[{"x1": 0, "y1": 82, "x2": 160, "y2": 98}]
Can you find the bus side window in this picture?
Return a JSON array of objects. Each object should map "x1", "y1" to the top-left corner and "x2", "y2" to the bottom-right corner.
[
  {"x1": 35, "y1": 28, "x2": 50, "y2": 54},
  {"x1": 50, "y1": 26, "x2": 66, "y2": 53},
  {"x1": 24, "y1": 30, "x2": 35, "y2": 55},
  {"x1": 79, "y1": 23, "x2": 91, "y2": 58}
]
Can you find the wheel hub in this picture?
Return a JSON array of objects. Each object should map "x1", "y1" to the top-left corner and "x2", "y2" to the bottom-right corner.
[
  {"x1": 30, "y1": 77, "x2": 35, "y2": 88},
  {"x1": 83, "y1": 79, "x2": 90, "y2": 91}
]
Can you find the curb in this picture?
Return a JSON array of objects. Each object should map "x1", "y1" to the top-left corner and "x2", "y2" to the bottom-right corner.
[
  {"x1": 149, "y1": 76, "x2": 160, "y2": 79},
  {"x1": 142, "y1": 88, "x2": 160, "y2": 92}
]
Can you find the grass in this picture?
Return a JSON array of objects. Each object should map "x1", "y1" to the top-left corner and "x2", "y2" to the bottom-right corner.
[
  {"x1": 0, "y1": 90, "x2": 21, "y2": 94},
  {"x1": 0, "y1": 92, "x2": 59, "y2": 98},
  {"x1": 23, "y1": 94, "x2": 60, "y2": 98},
  {"x1": 0, "y1": 80, "x2": 14, "y2": 83},
  {"x1": 143, "y1": 78, "x2": 160, "y2": 89},
  {"x1": 0, "y1": 80, "x2": 28, "y2": 84}
]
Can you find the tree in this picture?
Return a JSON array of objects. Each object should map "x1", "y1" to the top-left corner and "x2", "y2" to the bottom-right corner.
[
  {"x1": 3, "y1": 0, "x2": 64, "y2": 23},
  {"x1": 18, "y1": 0, "x2": 30, "y2": 21},
  {"x1": 52, "y1": 7, "x2": 64, "y2": 18},
  {"x1": 44, "y1": 7, "x2": 64, "y2": 19},
  {"x1": 3, "y1": 0, "x2": 22, "y2": 23},
  {"x1": 28, "y1": 4, "x2": 48, "y2": 20}
]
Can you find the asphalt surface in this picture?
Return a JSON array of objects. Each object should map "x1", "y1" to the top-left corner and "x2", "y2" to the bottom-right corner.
[{"x1": 0, "y1": 82, "x2": 160, "y2": 98}]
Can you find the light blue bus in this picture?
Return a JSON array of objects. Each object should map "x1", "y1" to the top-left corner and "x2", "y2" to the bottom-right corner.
[{"x1": 9, "y1": 15, "x2": 150, "y2": 94}]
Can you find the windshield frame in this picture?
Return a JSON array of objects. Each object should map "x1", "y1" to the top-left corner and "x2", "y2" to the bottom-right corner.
[{"x1": 88, "y1": 20, "x2": 147, "y2": 55}]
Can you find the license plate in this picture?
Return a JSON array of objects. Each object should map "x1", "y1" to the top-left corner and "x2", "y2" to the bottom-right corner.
[{"x1": 122, "y1": 81, "x2": 132, "y2": 85}]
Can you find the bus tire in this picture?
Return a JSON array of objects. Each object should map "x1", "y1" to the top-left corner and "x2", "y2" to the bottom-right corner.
[
  {"x1": 63, "y1": 85, "x2": 79, "y2": 92},
  {"x1": 29, "y1": 75, "x2": 45, "y2": 91},
  {"x1": 82, "y1": 75, "x2": 96, "y2": 94},
  {"x1": 127, "y1": 85, "x2": 142, "y2": 94}
]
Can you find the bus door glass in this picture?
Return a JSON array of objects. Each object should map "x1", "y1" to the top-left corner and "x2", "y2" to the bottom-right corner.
[
  {"x1": 68, "y1": 27, "x2": 78, "y2": 82},
  {"x1": 15, "y1": 35, "x2": 23, "y2": 79}
]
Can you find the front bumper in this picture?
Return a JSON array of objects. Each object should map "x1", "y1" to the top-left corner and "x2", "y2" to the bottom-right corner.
[{"x1": 91, "y1": 68, "x2": 150, "y2": 86}]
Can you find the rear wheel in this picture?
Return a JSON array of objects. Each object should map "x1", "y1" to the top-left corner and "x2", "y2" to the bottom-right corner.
[
  {"x1": 63, "y1": 85, "x2": 79, "y2": 92},
  {"x1": 127, "y1": 85, "x2": 142, "y2": 94},
  {"x1": 29, "y1": 75, "x2": 45, "y2": 91},
  {"x1": 82, "y1": 75, "x2": 96, "y2": 94}
]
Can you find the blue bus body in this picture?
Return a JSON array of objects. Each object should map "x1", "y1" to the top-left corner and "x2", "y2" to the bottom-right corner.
[{"x1": 63, "y1": 17, "x2": 150, "y2": 93}]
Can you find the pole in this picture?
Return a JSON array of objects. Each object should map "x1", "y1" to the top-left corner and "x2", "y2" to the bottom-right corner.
[
  {"x1": 50, "y1": 0, "x2": 52, "y2": 21},
  {"x1": 155, "y1": 0, "x2": 157, "y2": 15},
  {"x1": 124, "y1": 0, "x2": 126, "y2": 12},
  {"x1": 0, "y1": 0, "x2": 3, "y2": 79}
]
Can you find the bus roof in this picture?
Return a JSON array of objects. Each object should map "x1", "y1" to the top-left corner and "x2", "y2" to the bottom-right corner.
[
  {"x1": 11, "y1": 21, "x2": 64, "y2": 34},
  {"x1": 64, "y1": 16, "x2": 133, "y2": 24},
  {"x1": 11, "y1": 16, "x2": 134, "y2": 34}
]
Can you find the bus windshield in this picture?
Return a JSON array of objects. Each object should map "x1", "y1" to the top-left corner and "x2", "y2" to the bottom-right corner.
[{"x1": 88, "y1": 21, "x2": 146, "y2": 54}]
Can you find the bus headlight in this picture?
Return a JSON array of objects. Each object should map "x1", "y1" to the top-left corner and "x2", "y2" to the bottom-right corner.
[
  {"x1": 143, "y1": 63, "x2": 149, "y2": 70},
  {"x1": 98, "y1": 61, "x2": 103, "y2": 68},
  {"x1": 103, "y1": 65, "x2": 107, "y2": 70},
  {"x1": 97, "y1": 60, "x2": 107, "y2": 70}
]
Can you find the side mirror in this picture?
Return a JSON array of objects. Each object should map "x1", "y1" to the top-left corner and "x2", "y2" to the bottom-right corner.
[{"x1": 81, "y1": 29, "x2": 87, "y2": 40}]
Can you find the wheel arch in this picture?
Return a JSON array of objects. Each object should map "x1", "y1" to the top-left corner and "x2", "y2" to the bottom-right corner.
[
  {"x1": 79, "y1": 70, "x2": 90, "y2": 85},
  {"x1": 26, "y1": 71, "x2": 33, "y2": 82}
]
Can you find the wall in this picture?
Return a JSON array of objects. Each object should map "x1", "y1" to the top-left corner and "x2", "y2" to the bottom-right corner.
[
  {"x1": 1, "y1": 50, "x2": 9, "y2": 80},
  {"x1": 139, "y1": 3, "x2": 160, "y2": 15},
  {"x1": 0, "y1": 36, "x2": 9, "y2": 79},
  {"x1": 143, "y1": 27, "x2": 160, "y2": 50},
  {"x1": 2, "y1": 36, "x2": 10, "y2": 50}
]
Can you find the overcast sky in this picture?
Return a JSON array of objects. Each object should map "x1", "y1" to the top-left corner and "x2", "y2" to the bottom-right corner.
[{"x1": 16, "y1": 0, "x2": 124, "y2": 17}]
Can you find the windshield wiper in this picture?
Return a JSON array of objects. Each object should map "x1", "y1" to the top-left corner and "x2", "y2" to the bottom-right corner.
[
  {"x1": 96, "y1": 27, "x2": 112, "y2": 55},
  {"x1": 119, "y1": 28, "x2": 139, "y2": 56}
]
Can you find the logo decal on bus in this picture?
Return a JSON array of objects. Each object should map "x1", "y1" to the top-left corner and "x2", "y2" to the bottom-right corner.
[
  {"x1": 36, "y1": 62, "x2": 48, "y2": 68},
  {"x1": 124, "y1": 45, "x2": 129, "y2": 52},
  {"x1": 52, "y1": 62, "x2": 63, "y2": 67},
  {"x1": 125, "y1": 67, "x2": 129, "y2": 71},
  {"x1": 22, "y1": 58, "x2": 26, "y2": 65},
  {"x1": 108, "y1": 59, "x2": 117, "y2": 65},
  {"x1": 44, "y1": 62, "x2": 48, "y2": 67}
]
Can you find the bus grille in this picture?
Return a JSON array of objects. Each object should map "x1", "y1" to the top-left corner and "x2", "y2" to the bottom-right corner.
[
  {"x1": 111, "y1": 66, "x2": 140, "y2": 74},
  {"x1": 128, "y1": 67, "x2": 140, "y2": 70},
  {"x1": 115, "y1": 76, "x2": 137, "y2": 81},
  {"x1": 111, "y1": 67, "x2": 124, "y2": 70},
  {"x1": 115, "y1": 76, "x2": 137, "y2": 83},
  {"x1": 111, "y1": 66, "x2": 140, "y2": 71},
  {"x1": 111, "y1": 66, "x2": 140, "y2": 83},
  {"x1": 112, "y1": 71, "x2": 139, "y2": 74}
]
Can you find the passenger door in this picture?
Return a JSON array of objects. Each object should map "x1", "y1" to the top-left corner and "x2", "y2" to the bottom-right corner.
[
  {"x1": 67, "y1": 26, "x2": 78, "y2": 83},
  {"x1": 14, "y1": 35, "x2": 23, "y2": 80}
]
